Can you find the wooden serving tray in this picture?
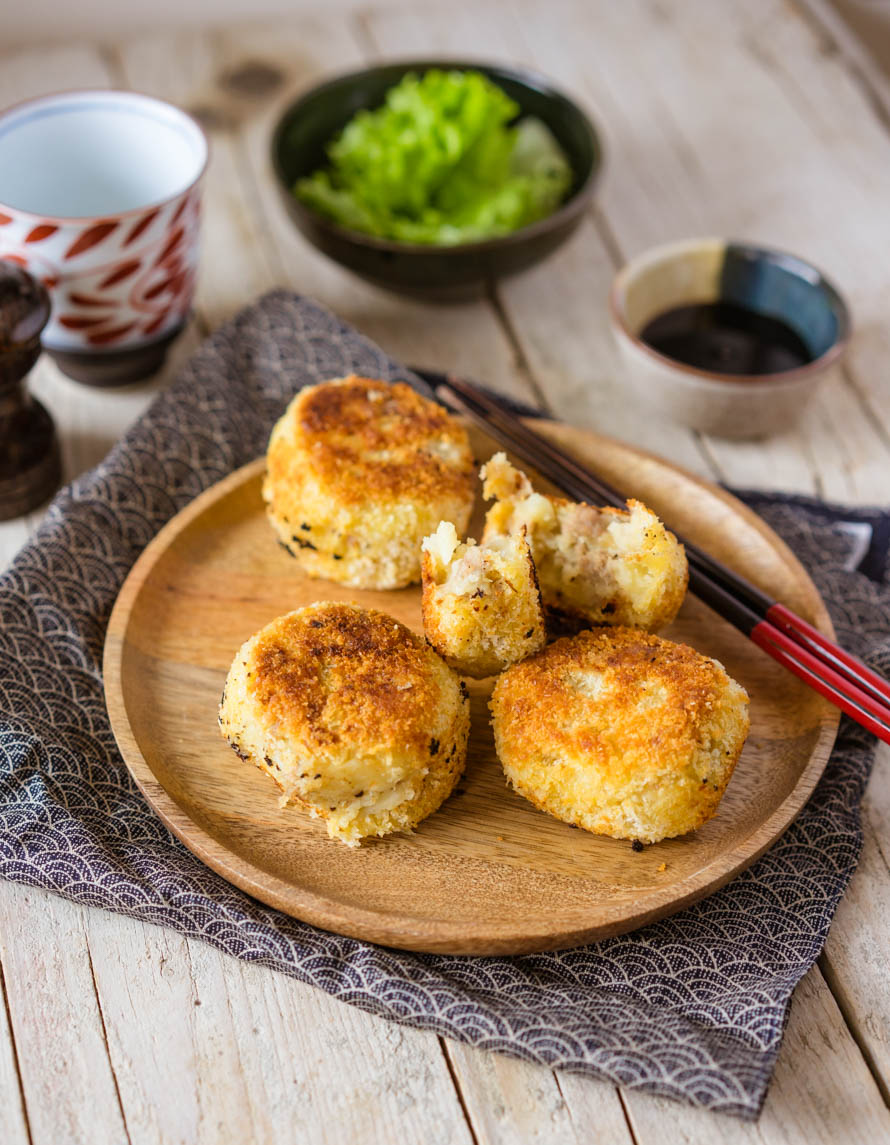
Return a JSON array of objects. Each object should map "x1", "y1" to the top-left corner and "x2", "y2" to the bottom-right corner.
[{"x1": 103, "y1": 422, "x2": 839, "y2": 955}]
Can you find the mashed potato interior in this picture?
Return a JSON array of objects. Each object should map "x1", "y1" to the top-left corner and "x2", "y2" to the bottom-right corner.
[
  {"x1": 421, "y1": 521, "x2": 546, "y2": 677},
  {"x1": 481, "y1": 453, "x2": 688, "y2": 630}
]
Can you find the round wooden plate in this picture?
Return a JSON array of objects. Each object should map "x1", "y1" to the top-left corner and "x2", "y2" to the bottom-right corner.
[{"x1": 104, "y1": 422, "x2": 839, "y2": 955}]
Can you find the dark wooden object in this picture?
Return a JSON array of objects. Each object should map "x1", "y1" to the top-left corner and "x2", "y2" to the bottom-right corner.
[{"x1": 0, "y1": 263, "x2": 61, "y2": 520}]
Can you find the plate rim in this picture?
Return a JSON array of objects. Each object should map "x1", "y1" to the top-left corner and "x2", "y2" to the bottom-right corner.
[{"x1": 103, "y1": 427, "x2": 840, "y2": 954}]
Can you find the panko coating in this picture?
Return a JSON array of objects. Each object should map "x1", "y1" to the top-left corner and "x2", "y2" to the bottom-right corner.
[
  {"x1": 263, "y1": 376, "x2": 475, "y2": 589},
  {"x1": 218, "y1": 602, "x2": 470, "y2": 846},
  {"x1": 481, "y1": 453, "x2": 688, "y2": 632},
  {"x1": 421, "y1": 520, "x2": 546, "y2": 678},
  {"x1": 490, "y1": 627, "x2": 750, "y2": 843}
]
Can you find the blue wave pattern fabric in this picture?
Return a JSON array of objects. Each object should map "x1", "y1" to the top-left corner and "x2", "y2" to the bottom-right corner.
[{"x1": 0, "y1": 292, "x2": 886, "y2": 1119}]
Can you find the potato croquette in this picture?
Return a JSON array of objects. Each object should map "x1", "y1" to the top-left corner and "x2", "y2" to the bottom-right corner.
[
  {"x1": 481, "y1": 453, "x2": 688, "y2": 632},
  {"x1": 218, "y1": 602, "x2": 470, "y2": 846},
  {"x1": 263, "y1": 376, "x2": 475, "y2": 589},
  {"x1": 421, "y1": 520, "x2": 546, "y2": 678},
  {"x1": 490, "y1": 627, "x2": 750, "y2": 843}
]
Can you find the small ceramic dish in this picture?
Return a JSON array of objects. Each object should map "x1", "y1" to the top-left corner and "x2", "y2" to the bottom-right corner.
[
  {"x1": 608, "y1": 238, "x2": 850, "y2": 439},
  {"x1": 270, "y1": 60, "x2": 603, "y2": 300}
]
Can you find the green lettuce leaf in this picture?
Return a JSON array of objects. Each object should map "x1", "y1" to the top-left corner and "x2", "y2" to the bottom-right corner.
[{"x1": 294, "y1": 69, "x2": 573, "y2": 245}]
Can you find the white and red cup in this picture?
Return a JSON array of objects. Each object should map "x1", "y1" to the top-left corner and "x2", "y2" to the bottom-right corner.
[{"x1": 0, "y1": 90, "x2": 208, "y2": 386}]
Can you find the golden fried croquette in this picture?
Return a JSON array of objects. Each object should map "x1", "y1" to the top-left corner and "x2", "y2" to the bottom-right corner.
[
  {"x1": 481, "y1": 453, "x2": 688, "y2": 632},
  {"x1": 421, "y1": 520, "x2": 546, "y2": 678},
  {"x1": 490, "y1": 627, "x2": 749, "y2": 843},
  {"x1": 263, "y1": 377, "x2": 475, "y2": 589},
  {"x1": 218, "y1": 602, "x2": 470, "y2": 846}
]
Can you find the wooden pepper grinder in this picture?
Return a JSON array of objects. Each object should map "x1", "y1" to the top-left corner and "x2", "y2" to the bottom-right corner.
[{"x1": 0, "y1": 261, "x2": 61, "y2": 521}]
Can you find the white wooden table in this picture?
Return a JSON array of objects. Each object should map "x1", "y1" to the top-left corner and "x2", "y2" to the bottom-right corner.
[{"x1": 2, "y1": 1, "x2": 890, "y2": 1140}]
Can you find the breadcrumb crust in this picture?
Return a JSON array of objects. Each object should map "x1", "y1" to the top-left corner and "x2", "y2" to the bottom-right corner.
[
  {"x1": 263, "y1": 377, "x2": 475, "y2": 588},
  {"x1": 219, "y1": 602, "x2": 470, "y2": 845},
  {"x1": 490, "y1": 627, "x2": 750, "y2": 843}
]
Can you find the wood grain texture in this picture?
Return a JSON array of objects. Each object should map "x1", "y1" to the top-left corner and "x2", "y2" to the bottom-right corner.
[
  {"x1": 0, "y1": 884, "x2": 128, "y2": 1145},
  {"x1": 85, "y1": 907, "x2": 475, "y2": 1145},
  {"x1": 103, "y1": 422, "x2": 837, "y2": 954},
  {"x1": 0, "y1": 954, "x2": 29, "y2": 1145},
  {"x1": 445, "y1": 1040, "x2": 631, "y2": 1144}
]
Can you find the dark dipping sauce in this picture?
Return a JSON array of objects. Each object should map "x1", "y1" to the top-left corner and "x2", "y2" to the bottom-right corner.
[{"x1": 639, "y1": 301, "x2": 814, "y2": 376}]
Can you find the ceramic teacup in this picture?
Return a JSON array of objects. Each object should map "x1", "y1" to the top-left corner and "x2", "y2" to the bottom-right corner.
[
  {"x1": 608, "y1": 238, "x2": 850, "y2": 439},
  {"x1": 0, "y1": 90, "x2": 208, "y2": 387}
]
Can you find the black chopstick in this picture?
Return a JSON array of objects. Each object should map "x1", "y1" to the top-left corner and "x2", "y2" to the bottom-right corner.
[{"x1": 431, "y1": 372, "x2": 890, "y2": 743}]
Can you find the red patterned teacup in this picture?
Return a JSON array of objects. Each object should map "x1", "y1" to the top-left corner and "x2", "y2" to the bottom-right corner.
[{"x1": 0, "y1": 90, "x2": 208, "y2": 386}]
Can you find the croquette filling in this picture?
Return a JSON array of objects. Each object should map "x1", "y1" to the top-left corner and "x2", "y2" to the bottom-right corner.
[
  {"x1": 489, "y1": 495, "x2": 620, "y2": 614},
  {"x1": 423, "y1": 522, "x2": 521, "y2": 600},
  {"x1": 482, "y1": 453, "x2": 679, "y2": 623}
]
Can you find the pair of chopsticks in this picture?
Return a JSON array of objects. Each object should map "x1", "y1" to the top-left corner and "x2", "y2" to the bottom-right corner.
[{"x1": 416, "y1": 368, "x2": 890, "y2": 745}]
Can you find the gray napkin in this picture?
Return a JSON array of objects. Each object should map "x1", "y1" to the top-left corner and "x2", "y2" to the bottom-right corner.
[{"x1": 1, "y1": 291, "x2": 886, "y2": 1119}]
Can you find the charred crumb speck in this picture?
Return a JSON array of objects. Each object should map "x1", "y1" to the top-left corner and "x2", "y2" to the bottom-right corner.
[
  {"x1": 333, "y1": 554, "x2": 343, "y2": 560},
  {"x1": 429, "y1": 738, "x2": 440, "y2": 755},
  {"x1": 355, "y1": 790, "x2": 364, "y2": 798},
  {"x1": 263, "y1": 754, "x2": 272, "y2": 765},
  {"x1": 277, "y1": 540, "x2": 296, "y2": 558},
  {"x1": 448, "y1": 744, "x2": 456, "y2": 759},
  {"x1": 471, "y1": 588, "x2": 485, "y2": 599},
  {"x1": 524, "y1": 628, "x2": 534, "y2": 638},
  {"x1": 631, "y1": 839, "x2": 644, "y2": 852},
  {"x1": 314, "y1": 773, "x2": 321, "y2": 780},
  {"x1": 291, "y1": 534, "x2": 317, "y2": 551},
  {"x1": 309, "y1": 619, "x2": 324, "y2": 628},
  {"x1": 701, "y1": 776, "x2": 710, "y2": 784},
  {"x1": 229, "y1": 742, "x2": 250, "y2": 762},
  {"x1": 602, "y1": 603, "x2": 616, "y2": 615},
  {"x1": 300, "y1": 522, "x2": 311, "y2": 531},
  {"x1": 459, "y1": 681, "x2": 469, "y2": 700}
]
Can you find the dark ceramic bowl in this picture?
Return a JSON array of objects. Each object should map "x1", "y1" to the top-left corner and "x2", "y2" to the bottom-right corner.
[{"x1": 271, "y1": 60, "x2": 603, "y2": 299}]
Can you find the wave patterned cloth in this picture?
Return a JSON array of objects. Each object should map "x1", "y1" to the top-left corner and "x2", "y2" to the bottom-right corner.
[{"x1": 1, "y1": 291, "x2": 887, "y2": 1119}]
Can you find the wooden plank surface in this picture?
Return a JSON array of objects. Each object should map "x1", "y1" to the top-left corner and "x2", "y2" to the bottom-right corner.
[
  {"x1": 1, "y1": 0, "x2": 889, "y2": 1141},
  {"x1": 0, "y1": 948, "x2": 29, "y2": 1145},
  {"x1": 86, "y1": 907, "x2": 477, "y2": 1145},
  {"x1": 0, "y1": 885, "x2": 129, "y2": 1145}
]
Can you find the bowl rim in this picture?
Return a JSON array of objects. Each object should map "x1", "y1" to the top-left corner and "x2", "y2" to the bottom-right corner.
[
  {"x1": 270, "y1": 57, "x2": 604, "y2": 257},
  {"x1": 0, "y1": 88, "x2": 209, "y2": 224},
  {"x1": 608, "y1": 236, "x2": 851, "y2": 387}
]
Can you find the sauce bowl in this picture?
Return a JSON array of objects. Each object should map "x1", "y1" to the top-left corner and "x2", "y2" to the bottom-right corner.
[{"x1": 608, "y1": 238, "x2": 850, "y2": 439}]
